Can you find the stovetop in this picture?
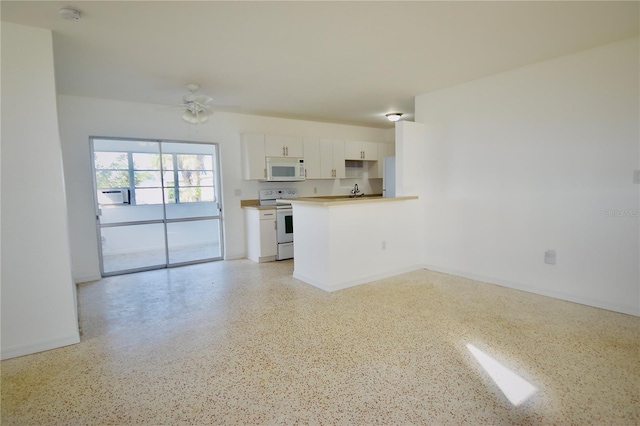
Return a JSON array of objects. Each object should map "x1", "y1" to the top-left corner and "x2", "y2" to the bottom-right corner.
[{"x1": 258, "y1": 188, "x2": 298, "y2": 206}]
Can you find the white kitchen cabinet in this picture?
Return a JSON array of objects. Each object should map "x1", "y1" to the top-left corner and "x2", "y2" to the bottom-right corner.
[
  {"x1": 245, "y1": 208, "x2": 277, "y2": 263},
  {"x1": 241, "y1": 133, "x2": 267, "y2": 180},
  {"x1": 345, "y1": 140, "x2": 378, "y2": 161},
  {"x1": 303, "y1": 137, "x2": 321, "y2": 179},
  {"x1": 265, "y1": 134, "x2": 303, "y2": 158},
  {"x1": 319, "y1": 139, "x2": 345, "y2": 179}
]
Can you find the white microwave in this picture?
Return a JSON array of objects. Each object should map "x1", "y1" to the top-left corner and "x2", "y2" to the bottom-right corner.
[{"x1": 265, "y1": 156, "x2": 305, "y2": 181}]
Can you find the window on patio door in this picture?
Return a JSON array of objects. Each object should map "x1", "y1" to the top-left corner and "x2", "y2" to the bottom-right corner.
[{"x1": 92, "y1": 138, "x2": 224, "y2": 276}]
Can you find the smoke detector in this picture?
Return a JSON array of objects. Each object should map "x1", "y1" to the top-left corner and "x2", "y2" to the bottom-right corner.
[{"x1": 58, "y1": 7, "x2": 82, "y2": 21}]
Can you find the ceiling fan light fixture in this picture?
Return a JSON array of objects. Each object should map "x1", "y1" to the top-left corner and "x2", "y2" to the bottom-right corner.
[
  {"x1": 177, "y1": 83, "x2": 214, "y2": 124},
  {"x1": 385, "y1": 112, "x2": 403, "y2": 122},
  {"x1": 182, "y1": 108, "x2": 209, "y2": 124}
]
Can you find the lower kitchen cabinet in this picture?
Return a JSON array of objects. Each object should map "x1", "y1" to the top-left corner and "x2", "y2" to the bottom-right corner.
[{"x1": 245, "y1": 208, "x2": 277, "y2": 263}]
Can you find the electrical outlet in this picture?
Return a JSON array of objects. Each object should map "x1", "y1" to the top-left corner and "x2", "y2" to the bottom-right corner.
[
  {"x1": 314, "y1": 187, "x2": 317, "y2": 194},
  {"x1": 544, "y1": 249, "x2": 556, "y2": 265}
]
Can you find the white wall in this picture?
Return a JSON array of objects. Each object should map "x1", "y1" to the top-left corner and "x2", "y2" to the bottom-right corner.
[
  {"x1": 415, "y1": 37, "x2": 639, "y2": 315},
  {"x1": 1, "y1": 23, "x2": 80, "y2": 359},
  {"x1": 57, "y1": 96, "x2": 392, "y2": 282}
]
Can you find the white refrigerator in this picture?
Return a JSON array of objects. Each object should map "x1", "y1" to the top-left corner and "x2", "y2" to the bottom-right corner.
[{"x1": 382, "y1": 156, "x2": 396, "y2": 198}]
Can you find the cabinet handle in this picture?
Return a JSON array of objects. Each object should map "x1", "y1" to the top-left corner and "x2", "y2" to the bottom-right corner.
[
  {"x1": 282, "y1": 146, "x2": 285, "y2": 156},
  {"x1": 264, "y1": 168, "x2": 266, "y2": 178},
  {"x1": 286, "y1": 146, "x2": 289, "y2": 156},
  {"x1": 304, "y1": 169, "x2": 307, "y2": 177}
]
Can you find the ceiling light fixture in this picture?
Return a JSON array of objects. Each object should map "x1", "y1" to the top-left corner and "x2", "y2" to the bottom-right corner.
[
  {"x1": 178, "y1": 84, "x2": 214, "y2": 124},
  {"x1": 58, "y1": 7, "x2": 82, "y2": 21},
  {"x1": 385, "y1": 112, "x2": 403, "y2": 122}
]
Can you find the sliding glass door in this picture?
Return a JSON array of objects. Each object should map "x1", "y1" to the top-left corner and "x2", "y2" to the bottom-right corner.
[{"x1": 92, "y1": 138, "x2": 223, "y2": 276}]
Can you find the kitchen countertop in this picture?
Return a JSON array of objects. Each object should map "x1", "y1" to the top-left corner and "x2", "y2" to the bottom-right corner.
[
  {"x1": 288, "y1": 195, "x2": 418, "y2": 206},
  {"x1": 241, "y1": 193, "x2": 387, "y2": 209}
]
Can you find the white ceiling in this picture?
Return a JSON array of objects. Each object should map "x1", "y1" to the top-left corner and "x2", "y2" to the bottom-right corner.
[{"x1": 2, "y1": 1, "x2": 638, "y2": 128}]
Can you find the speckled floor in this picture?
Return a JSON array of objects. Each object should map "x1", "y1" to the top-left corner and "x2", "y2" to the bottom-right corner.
[{"x1": 2, "y1": 260, "x2": 638, "y2": 425}]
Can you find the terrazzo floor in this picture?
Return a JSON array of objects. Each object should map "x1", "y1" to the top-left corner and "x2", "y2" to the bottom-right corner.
[{"x1": 2, "y1": 260, "x2": 638, "y2": 425}]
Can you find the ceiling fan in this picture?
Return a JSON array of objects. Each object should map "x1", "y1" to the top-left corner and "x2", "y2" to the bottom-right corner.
[{"x1": 179, "y1": 83, "x2": 214, "y2": 124}]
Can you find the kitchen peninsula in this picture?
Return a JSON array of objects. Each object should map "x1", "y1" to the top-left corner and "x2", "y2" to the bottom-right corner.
[{"x1": 290, "y1": 196, "x2": 421, "y2": 292}]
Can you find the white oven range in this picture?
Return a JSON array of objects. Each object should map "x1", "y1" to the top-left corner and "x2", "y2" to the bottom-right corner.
[{"x1": 258, "y1": 188, "x2": 297, "y2": 260}]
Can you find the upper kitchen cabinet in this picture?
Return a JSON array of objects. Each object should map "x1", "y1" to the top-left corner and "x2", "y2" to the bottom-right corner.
[
  {"x1": 302, "y1": 137, "x2": 321, "y2": 179},
  {"x1": 265, "y1": 134, "x2": 303, "y2": 157},
  {"x1": 320, "y1": 139, "x2": 345, "y2": 179},
  {"x1": 345, "y1": 140, "x2": 378, "y2": 161},
  {"x1": 302, "y1": 138, "x2": 344, "y2": 179},
  {"x1": 241, "y1": 133, "x2": 267, "y2": 180}
]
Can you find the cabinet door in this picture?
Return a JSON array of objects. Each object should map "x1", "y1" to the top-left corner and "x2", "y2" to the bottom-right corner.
[
  {"x1": 333, "y1": 140, "x2": 346, "y2": 179},
  {"x1": 285, "y1": 136, "x2": 303, "y2": 157},
  {"x1": 241, "y1": 133, "x2": 266, "y2": 180},
  {"x1": 259, "y1": 216, "x2": 277, "y2": 257},
  {"x1": 362, "y1": 141, "x2": 378, "y2": 161},
  {"x1": 344, "y1": 140, "x2": 362, "y2": 160},
  {"x1": 265, "y1": 134, "x2": 287, "y2": 157},
  {"x1": 319, "y1": 139, "x2": 334, "y2": 179},
  {"x1": 303, "y1": 137, "x2": 321, "y2": 179}
]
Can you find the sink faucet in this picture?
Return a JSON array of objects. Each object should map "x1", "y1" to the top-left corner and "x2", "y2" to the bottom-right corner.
[{"x1": 350, "y1": 183, "x2": 362, "y2": 197}]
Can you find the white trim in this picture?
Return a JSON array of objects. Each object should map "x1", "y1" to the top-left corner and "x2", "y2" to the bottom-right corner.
[
  {"x1": 74, "y1": 275, "x2": 102, "y2": 284},
  {"x1": 423, "y1": 264, "x2": 640, "y2": 317},
  {"x1": 1, "y1": 334, "x2": 80, "y2": 360},
  {"x1": 294, "y1": 265, "x2": 422, "y2": 293},
  {"x1": 224, "y1": 253, "x2": 246, "y2": 261}
]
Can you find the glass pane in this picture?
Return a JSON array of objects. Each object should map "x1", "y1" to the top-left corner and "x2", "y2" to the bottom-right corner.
[
  {"x1": 132, "y1": 153, "x2": 159, "y2": 170},
  {"x1": 164, "y1": 188, "x2": 176, "y2": 204},
  {"x1": 94, "y1": 139, "x2": 159, "y2": 153},
  {"x1": 165, "y1": 201, "x2": 217, "y2": 220},
  {"x1": 96, "y1": 170, "x2": 130, "y2": 188},
  {"x1": 167, "y1": 219, "x2": 221, "y2": 264},
  {"x1": 177, "y1": 154, "x2": 213, "y2": 171},
  {"x1": 178, "y1": 187, "x2": 214, "y2": 203},
  {"x1": 101, "y1": 223, "x2": 166, "y2": 273},
  {"x1": 95, "y1": 152, "x2": 128, "y2": 170},
  {"x1": 134, "y1": 188, "x2": 165, "y2": 205},
  {"x1": 162, "y1": 154, "x2": 174, "y2": 170},
  {"x1": 163, "y1": 171, "x2": 176, "y2": 186},
  {"x1": 100, "y1": 204, "x2": 164, "y2": 224},
  {"x1": 178, "y1": 170, "x2": 213, "y2": 186},
  {"x1": 134, "y1": 171, "x2": 161, "y2": 187},
  {"x1": 177, "y1": 170, "x2": 213, "y2": 186}
]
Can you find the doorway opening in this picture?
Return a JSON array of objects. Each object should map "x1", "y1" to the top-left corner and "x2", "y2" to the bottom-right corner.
[{"x1": 91, "y1": 138, "x2": 224, "y2": 276}]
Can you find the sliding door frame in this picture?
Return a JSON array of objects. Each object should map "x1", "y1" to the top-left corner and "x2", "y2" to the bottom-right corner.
[{"x1": 90, "y1": 136, "x2": 224, "y2": 277}]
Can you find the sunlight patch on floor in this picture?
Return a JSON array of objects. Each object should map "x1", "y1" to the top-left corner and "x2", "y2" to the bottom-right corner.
[{"x1": 467, "y1": 343, "x2": 538, "y2": 406}]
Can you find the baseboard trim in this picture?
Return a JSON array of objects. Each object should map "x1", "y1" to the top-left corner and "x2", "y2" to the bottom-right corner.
[
  {"x1": 224, "y1": 253, "x2": 246, "y2": 261},
  {"x1": 423, "y1": 264, "x2": 640, "y2": 317},
  {"x1": 294, "y1": 265, "x2": 423, "y2": 293},
  {"x1": 1, "y1": 334, "x2": 80, "y2": 360}
]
